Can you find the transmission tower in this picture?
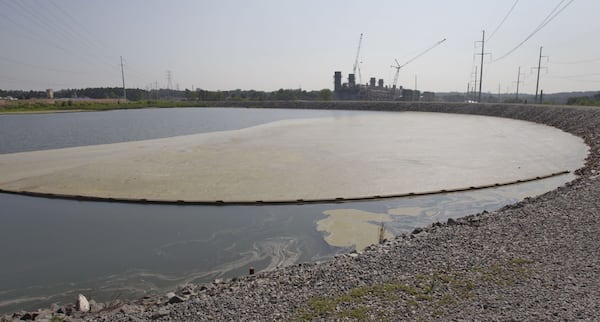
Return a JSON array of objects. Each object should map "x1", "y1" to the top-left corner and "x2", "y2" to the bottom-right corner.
[{"x1": 166, "y1": 70, "x2": 173, "y2": 90}]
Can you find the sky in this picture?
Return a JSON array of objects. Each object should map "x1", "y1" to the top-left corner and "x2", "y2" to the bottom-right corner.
[{"x1": 0, "y1": 0, "x2": 598, "y2": 94}]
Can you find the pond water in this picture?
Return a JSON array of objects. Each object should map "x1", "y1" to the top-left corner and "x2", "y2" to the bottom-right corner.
[{"x1": 0, "y1": 107, "x2": 588, "y2": 313}]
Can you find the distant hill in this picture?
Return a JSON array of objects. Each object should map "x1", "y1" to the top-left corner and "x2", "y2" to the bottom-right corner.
[{"x1": 435, "y1": 90, "x2": 600, "y2": 105}]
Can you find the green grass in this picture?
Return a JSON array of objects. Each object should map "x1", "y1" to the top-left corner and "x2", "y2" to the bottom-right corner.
[
  {"x1": 475, "y1": 260, "x2": 531, "y2": 287},
  {"x1": 294, "y1": 259, "x2": 533, "y2": 320},
  {"x1": 0, "y1": 100, "x2": 209, "y2": 113},
  {"x1": 340, "y1": 305, "x2": 370, "y2": 320}
]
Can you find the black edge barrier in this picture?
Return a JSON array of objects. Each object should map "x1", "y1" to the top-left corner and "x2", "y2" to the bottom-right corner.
[{"x1": 0, "y1": 170, "x2": 570, "y2": 206}]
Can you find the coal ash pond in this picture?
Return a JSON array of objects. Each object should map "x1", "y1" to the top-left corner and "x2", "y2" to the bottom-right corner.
[{"x1": 0, "y1": 107, "x2": 588, "y2": 313}]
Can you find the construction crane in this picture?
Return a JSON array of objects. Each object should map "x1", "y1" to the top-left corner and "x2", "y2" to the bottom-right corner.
[
  {"x1": 352, "y1": 33, "x2": 363, "y2": 84},
  {"x1": 357, "y1": 61, "x2": 363, "y2": 86},
  {"x1": 391, "y1": 38, "x2": 446, "y2": 89}
]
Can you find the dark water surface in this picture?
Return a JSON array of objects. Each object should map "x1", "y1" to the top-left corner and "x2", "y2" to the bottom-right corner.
[
  {"x1": 0, "y1": 107, "x2": 586, "y2": 313},
  {"x1": 0, "y1": 108, "x2": 364, "y2": 154}
]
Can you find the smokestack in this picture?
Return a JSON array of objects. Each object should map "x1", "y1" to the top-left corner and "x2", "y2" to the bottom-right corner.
[
  {"x1": 334, "y1": 71, "x2": 342, "y2": 91},
  {"x1": 348, "y1": 73, "x2": 356, "y2": 88}
]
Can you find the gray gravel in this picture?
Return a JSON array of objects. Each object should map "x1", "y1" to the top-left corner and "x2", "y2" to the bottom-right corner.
[{"x1": 3, "y1": 102, "x2": 600, "y2": 321}]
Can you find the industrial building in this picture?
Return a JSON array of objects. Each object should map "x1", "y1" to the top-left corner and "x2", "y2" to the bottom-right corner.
[
  {"x1": 333, "y1": 71, "x2": 434, "y2": 101},
  {"x1": 333, "y1": 34, "x2": 443, "y2": 101}
]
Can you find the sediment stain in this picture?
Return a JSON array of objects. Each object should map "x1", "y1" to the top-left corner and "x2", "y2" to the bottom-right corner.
[{"x1": 316, "y1": 209, "x2": 394, "y2": 251}]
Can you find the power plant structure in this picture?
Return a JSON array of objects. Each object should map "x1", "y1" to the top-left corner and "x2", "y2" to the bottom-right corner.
[
  {"x1": 333, "y1": 70, "x2": 435, "y2": 101},
  {"x1": 333, "y1": 35, "x2": 444, "y2": 101}
]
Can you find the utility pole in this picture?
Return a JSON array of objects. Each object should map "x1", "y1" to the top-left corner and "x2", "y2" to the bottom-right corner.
[
  {"x1": 120, "y1": 56, "x2": 126, "y2": 100},
  {"x1": 466, "y1": 82, "x2": 470, "y2": 101},
  {"x1": 498, "y1": 83, "x2": 501, "y2": 101},
  {"x1": 535, "y1": 47, "x2": 542, "y2": 104},
  {"x1": 516, "y1": 67, "x2": 521, "y2": 100},
  {"x1": 533, "y1": 46, "x2": 548, "y2": 104},
  {"x1": 472, "y1": 65, "x2": 478, "y2": 102},
  {"x1": 478, "y1": 30, "x2": 485, "y2": 102}
]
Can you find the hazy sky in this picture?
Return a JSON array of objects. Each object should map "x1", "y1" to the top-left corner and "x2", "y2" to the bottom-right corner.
[{"x1": 0, "y1": 0, "x2": 598, "y2": 94}]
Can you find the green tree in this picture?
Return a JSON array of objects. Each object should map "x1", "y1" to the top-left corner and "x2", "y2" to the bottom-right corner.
[{"x1": 318, "y1": 89, "x2": 333, "y2": 100}]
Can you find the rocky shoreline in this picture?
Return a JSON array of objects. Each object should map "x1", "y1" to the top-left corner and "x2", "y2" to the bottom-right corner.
[{"x1": 3, "y1": 102, "x2": 600, "y2": 321}]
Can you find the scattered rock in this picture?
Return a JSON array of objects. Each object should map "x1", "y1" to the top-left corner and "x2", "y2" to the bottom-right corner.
[
  {"x1": 151, "y1": 308, "x2": 169, "y2": 320},
  {"x1": 166, "y1": 292, "x2": 185, "y2": 305},
  {"x1": 120, "y1": 304, "x2": 143, "y2": 314},
  {"x1": 88, "y1": 299, "x2": 105, "y2": 313},
  {"x1": 76, "y1": 294, "x2": 89, "y2": 313},
  {"x1": 18, "y1": 312, "x2": 36, "y2": 320}
]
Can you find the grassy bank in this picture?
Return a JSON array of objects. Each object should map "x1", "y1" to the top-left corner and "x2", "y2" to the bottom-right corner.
[{"x1": 0, "y1": 100, "x2": 209, "y2": 114}]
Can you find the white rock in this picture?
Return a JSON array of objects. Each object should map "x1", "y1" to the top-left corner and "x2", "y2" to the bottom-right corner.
[{"x1": 77, "y1": 294, "x2": 90, "y2": 313}]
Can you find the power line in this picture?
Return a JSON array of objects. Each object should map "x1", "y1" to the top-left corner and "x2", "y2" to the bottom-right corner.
[
  {"x1": 47, "y1": 0, "x2": 111, "y2": 49},
  {"x1": 493, "y1": 0, "x2": 574, "y2": 62},
  {"x1": 38, "y1": 0, "x2": 119, "y2": 68},
  {"x1": 486, "y1": 0, "x2": 520, "y2": 42},
  {"x1": 3, "y1": 0, "x2": 121, "y2": 73},
  {"x1": 0, "y1": 3, "x2": 72, "y2": 53},
  {"x1": 0, "y1": 1, "x2": 116, "y2": 72},
  {"x1": 0, "y1": 1, "x2": 131, "y2": 89},
  {"x1": 0, "y1": 55, "x2": 85, "y2": 74},
  {"x1": 9, "y1": 1, "x2": 97, "y2": 55}
]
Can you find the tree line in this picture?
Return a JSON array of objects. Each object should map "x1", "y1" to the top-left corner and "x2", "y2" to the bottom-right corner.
[
  {"x1": 566, "y1": 93, "x2": 600, "y2": 106},
  {"x1": 0, "y1": 87, "x2": 333, "y2": 101}
]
